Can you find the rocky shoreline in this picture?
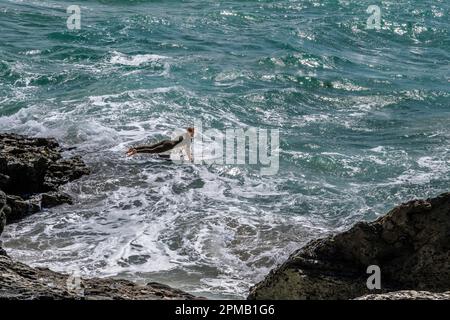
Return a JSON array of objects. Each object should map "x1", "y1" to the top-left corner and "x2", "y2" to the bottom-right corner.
[
  {"x1": 0, "y1": 133, "x2": 198, "y2": 300},
  {"x1": 1, "y1": 133, "x2": 449, "y2": 300},
  {"x1": 248, "y1": 192, "x2": 450, "y2": 300}
]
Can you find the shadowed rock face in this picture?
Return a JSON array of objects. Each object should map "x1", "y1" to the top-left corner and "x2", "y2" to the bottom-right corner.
[
  {"x1": 0, "y1": 133, "x2": 90, "y2": 222},
  {"x1": 0, "y1": 191, "x2": 7, "y2": 253},
  {"x1": 248, "y1": 193, "x2": 450, "y2": 300},
  {"x1": 0, "y1": 133, "x2": 200, "y2": 300}
]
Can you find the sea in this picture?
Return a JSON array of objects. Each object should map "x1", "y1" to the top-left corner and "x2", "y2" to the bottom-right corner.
[{"x1": 0, "y1": 0, "x2": 449, "y2": 299}]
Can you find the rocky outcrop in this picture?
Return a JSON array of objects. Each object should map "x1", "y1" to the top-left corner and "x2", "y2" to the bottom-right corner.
[
  {"x1": 0, "y1": 133, "x2": 90, "y2": 223},
  {"x1": 248, "y1": 193, "x2": 450, "y2": 300},
  {"x1": 0, "y1": 133, "x2": 199, "y2": 300},
  {"x1": 0, "y1": 255, "x2": 198, "y2": 300},
  {"x1": 355, "y1": 290, "x2": 450, "y2": 300},
  {"x1": 0, "y1": 191, "x2": 7, "y2": 256}
]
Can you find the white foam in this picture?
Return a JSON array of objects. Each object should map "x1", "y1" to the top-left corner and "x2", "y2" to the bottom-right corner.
[
  {"x1": 370, "y1": 146, "x2": 385, "y2": 153},
  {"x1": 22, "y1": 49, "x2": 41, "y2": 56},
  {"x1": 417, "y1": 156, "x2": 449, "y2": 172},
  {"x1": 331, "y1": 80, "x2": 368, "y2": 91},
  {"x1": 110, "y1": 51, "x2": 169, "y2": 67},
  {"x1": 220, "y1": 10, "x2": 237, "y2": 16}
]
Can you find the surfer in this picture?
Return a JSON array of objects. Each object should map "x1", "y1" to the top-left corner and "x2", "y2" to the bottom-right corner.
[{"x1": 126, "y1": 127, "x2": 194, "y2": 162}]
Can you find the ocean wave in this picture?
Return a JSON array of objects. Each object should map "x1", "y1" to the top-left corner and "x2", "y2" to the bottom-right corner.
[
  {"x1": 1, "y1": 0, "x2": 449, "y2": 299},
  {"x1": 109, "y1": 51, "x2": 169, "y2": 67}
]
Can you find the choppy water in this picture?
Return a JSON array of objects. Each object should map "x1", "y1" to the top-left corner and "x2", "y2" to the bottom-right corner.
[{"x1": 0, "y1": 0, "x2": 449, "y2": 299}]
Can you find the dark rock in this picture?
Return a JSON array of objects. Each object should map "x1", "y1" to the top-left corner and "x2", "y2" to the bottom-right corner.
[
  {"x1": 0, "y1": 190, "x2": 8, "y2": 236},
  {"x1": 0, "y1": 208, "x2": 6, "y2": 236},
  {"x1": 0, "y1": 189, "x2": 6, "y2": 208},
  {"x1": 0, "y1": 190, "x2": 9, "y2": 256},
  {"x1": 0, "y1": 133, "x2": 89, "y2": 195},
  {"x1": 0, "y1": 133, "x2": 89, "y2": 223},
  {"x1": 0, "y1": 255, "x2": 200, "y2": 300},
  {"x1": 44, "y1": 156, "x2": 90, "y2": 191},
  {"x1": 40, "y1": 191, "x2": 73, "y2": 208},
  {"x1": 0, "y1": 173, "x2": 9, "y2": 189},
  {"x1": 5, "y1": 195, "x2": 40, "y2": 223},
  {"x1": 248, "y1": 192, "x2": 450, "y2": 300}
]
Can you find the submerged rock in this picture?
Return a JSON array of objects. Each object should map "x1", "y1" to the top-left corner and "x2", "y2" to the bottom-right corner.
[
  {"x1": 39, "y1": 191, "x2": 73, "y2": 208},
  {"x1": 0, "y1": 190, "x2": 10, "y2": 257},
  {"x1": 0, "y1": 190, "x2": 7, "y2": 237},
  {"x1": 0, "y1": 133, "x2": 90, "y2": 222},
  {"x1": 5, "y1": 194, "x2": 40, "y2": 222},
  {"x1": 248, "y1": 192, "x2": 450, "y2": 300}
]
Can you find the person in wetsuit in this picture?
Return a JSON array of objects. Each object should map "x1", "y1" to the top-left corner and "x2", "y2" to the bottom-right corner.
[{"x1": 126, "y1": 127, "x2": 194, "y2": 162}]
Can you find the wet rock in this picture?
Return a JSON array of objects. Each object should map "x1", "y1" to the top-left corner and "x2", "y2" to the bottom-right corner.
[
  {"x1": 0, "y1": 190, "x2": 9, "y2": 256},
  {"x1": 5, "y1": 194, "x2": 40, "y2": 223},
  {"x1": 0, "y1": 133, "x2": 89, "y2": 223},
  {"x1": 248, "y1": 192, "x2": 450, "y2": 300},
  {"x1": 0, "y1": 189, "x2": 6, "y2": 208},
  {"x1": 0, "y1": 255, "x2": 200, "y2": 300},
  {"x1": 0, "y1": 133, "x2": 89, "y2": 195},
  {"x1": 0, "y1": 173, "x2": 9, "y2": 189},
  {"x1": 40, "y1": 191, "x2": 73, "y2": 208},
  {"x1": 44, "y1": 156, "x2": 90, "y2": 191},
  {"x1": 0, "y1": 212, "x2": 5, "y2": 236},
  {"x1": 0, "y1": 191, "x2": 6, "y2": 236}
]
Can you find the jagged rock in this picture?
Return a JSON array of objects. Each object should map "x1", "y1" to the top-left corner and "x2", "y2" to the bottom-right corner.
[
  {"x1": 355, "y1": 290, "x2": 450, "y2": 300},
  {"x1": 0, "y1": 173, "x2": 9, "y2": 189},
  {"x1": 0, "y1": 190, "x2": 7, "y2": 236},
  {"x1": 0, "y1": 211, "x2": 5, "y2": 236},
  {"x1": 0, "y1": 133, "x2": 89, "y2": 223},
  {"x1": 40, "y1": 191, "x2": 73, "y2": 208},
  {"x1": 0, "y1": 190, "x2": 9, "y2": 256},
  {"x1": 5, "y1": 194, "x2": 41, "y2": 223},
  {"x1": 0, "y1": 189, "x2": 6, "y2": 207},
  {"x1": 44, "y1": 156, "x2": 89, "y2": 191},
  {"x1": 0, "y1": 255, "x2": 200, "y2": 300},
  {"x1": 0, "y1": 211, "x2": 6, "y2": 235},
  {"x1": 0, "y1": 133, "x2": 89, "y2": 195},
  {"x1": 248, "y1": 193, "x2": 450, "y2": 300}
]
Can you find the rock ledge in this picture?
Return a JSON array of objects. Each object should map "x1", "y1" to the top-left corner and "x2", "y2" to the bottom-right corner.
[{"x1": 248, "y1": 193, "x2": 450, "y2": 300}]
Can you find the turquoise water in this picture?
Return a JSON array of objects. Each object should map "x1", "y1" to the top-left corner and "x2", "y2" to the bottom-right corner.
[{"x1": 0, "y1": 0, "x2": 449, "y2": 299}]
